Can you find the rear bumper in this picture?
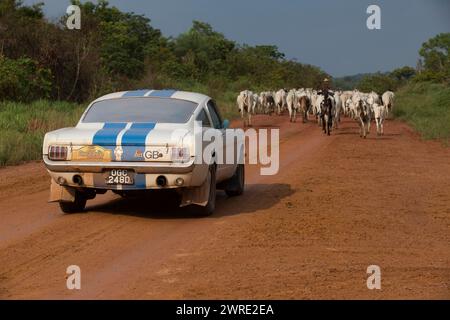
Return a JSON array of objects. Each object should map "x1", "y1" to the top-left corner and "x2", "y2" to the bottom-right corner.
[
  {"x1": 43, "y1": 156, "x2": 208, "y2": 189},
  {"x1": 43, "y1": 155, "x2": 195, "y2": 174}
]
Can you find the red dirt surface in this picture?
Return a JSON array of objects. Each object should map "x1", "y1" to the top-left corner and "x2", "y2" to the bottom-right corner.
[{"x1": 0, "y1": 115, "x2": 449, "y2": 299}]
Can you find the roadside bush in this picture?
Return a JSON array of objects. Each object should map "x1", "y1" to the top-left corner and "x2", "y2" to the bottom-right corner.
[{"x1": 0, "y1": 55, "x2": 52, "y2": 102}]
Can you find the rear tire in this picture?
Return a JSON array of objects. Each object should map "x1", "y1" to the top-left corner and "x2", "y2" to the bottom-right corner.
[
  {"x1": 59, "y1": 190, "x2": 87, "y2": 214},
  {"x1": 225, "y1": 164, "x2": 245, "y2": 197}
]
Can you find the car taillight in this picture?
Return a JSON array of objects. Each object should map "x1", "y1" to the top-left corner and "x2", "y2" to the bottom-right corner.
[
  {"x1": 48, "y1": 146, "x2": 68, "y2": 160},
  {"x1": 171, "y1": 147, "x2": 190, "y2": 163}
]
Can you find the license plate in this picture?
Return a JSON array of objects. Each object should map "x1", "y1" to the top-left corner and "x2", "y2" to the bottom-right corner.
[{"x1": 105, "y1": 169, "x2": 134, "y2": 185}]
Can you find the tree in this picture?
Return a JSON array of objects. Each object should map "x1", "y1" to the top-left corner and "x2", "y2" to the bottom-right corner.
[
  {"x1": 358, "y1": 73, "x2": 397, "y2": 94},
  {"x1": 173, "y1": 21, "x2": 236, "y2": 78},
  {"x1": 390, "y1": 66, "x2": 416, "y2": 82},
  {"x1": 417, "y1": 33, "x2": 449, "y2": 83},
  {"x1": 73, "y1": 1, "x2": 162, "y2": 79},
  {"x1": 0, "y1": 55, "x2": 52, "y2": 101}
]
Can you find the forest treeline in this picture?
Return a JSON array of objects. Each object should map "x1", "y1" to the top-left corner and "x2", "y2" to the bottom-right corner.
[{"x1": 0, "y1": 0, "x2": 330, "y2": 103}]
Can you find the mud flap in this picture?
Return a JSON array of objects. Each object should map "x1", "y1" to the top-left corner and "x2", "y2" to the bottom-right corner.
[
  {"x1": 180, "y1": 171, "x2": 211, "y2": 207},
  {"x1": 49, "y1": 179, "x2": 76, "y2": 202}
]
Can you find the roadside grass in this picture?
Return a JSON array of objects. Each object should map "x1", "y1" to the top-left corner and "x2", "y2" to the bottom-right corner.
[
  {"x1": 0, "y1": 100, "x2": 84, "y2": 166},
  {"x1": 216, "y1": 91, "x2": 239, "y2": 121},
  {"x1": 394, "y1": 82, "x2": 450, "y2": 145}
]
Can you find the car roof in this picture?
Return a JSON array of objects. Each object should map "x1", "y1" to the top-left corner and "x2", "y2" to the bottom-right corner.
[{"x1": 92, "y1": 89, "x2": 210, "y2": 105}]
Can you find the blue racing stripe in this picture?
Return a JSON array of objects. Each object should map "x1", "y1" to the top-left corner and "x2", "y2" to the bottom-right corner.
[
  {"x1": 121, "y1": 122, "x2": 156, "y2": 161},
  {"x1": 92, "y1": 123, "x2": 127, "y2": 146},
  {"x1": 92, "y1": 122, "x2": 127, "y2": 161},
  {"x1": 121, "y1": 123, "x2": 156, "y2": 145},
  {"x1": 122, "y1": 90, "x2": 151, "y2": 97},
  {"x1": 148, "y1": 89, "x2": 176, "y2": 97}
]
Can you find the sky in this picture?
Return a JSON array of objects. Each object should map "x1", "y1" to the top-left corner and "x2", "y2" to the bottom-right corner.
[{"x1": 23, "y1": 0, "x2": 450, "y2": 77}]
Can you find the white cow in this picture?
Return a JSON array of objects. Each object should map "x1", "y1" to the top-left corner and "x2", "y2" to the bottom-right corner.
[
  {"x1": 382, "y1": 91, "x2": 395, "y2": 116},
  {"x1": 258, "y1": 92, "x2": 266, "y2": 114},
  {"x1": 367, "y1": 91, "x2": 381, "y2": 105},
  {"x1": 312, "y1": 92, "x2": 322, "y2": 125},
  {"x1": 252, "y1": 93, "x2": 259, "y2": 114},
  {"x1": 310, "y1": 91, "x2": 318, "y2": 115},
  {"x1": 237, "y1": 90, "x2": 254, "y2": 127},
  {"x1": 286, "y1": 89, "x2": 298, "y2": 122},
  {"x1": 345, "y1": 98, "x2": 354, "y2": 118},
  {"x1": 352, "y1": 95, "x2": 370, "y2": 138},
  {"x1": 261, "y1": 91, "x2": 276, "y2": 114},
  {"x1": 333, "y1": 92, "x2": 342, "y2": 129},
  {"x1": 275, "y1": 89, "x2": 287, "y2": 115},
  {"x1": 366, "y1": 91, "x2": 380, "y2": 120},
  {"x1": 372, "y1": 103, "x2": 386, "y2": 136},
  {"x1": 340, "y1": 91, "x2": 353, "y2": 117}
]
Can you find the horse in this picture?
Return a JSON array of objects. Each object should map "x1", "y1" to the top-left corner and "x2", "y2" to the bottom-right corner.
[{"x1": 320, "y1": 94, "x2": 335, "y2": 136}]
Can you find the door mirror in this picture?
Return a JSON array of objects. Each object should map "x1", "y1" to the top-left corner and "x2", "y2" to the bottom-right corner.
[{"x1": 222, "y1": 119, "x2": 230, "y2": 129}]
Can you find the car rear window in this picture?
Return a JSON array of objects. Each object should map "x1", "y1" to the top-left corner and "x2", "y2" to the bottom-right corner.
[{"x1": 82, "y1": 97, "x2": 198, "y2": 123}]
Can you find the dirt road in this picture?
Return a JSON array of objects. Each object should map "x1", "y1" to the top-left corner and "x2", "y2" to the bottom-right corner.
[{"x1": 0, "y1": 115, "x2": 449, "y2": 299}]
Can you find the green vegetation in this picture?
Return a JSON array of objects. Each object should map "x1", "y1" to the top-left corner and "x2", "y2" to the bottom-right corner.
[
  {"x1": 353, "y1": 66, "x2": 416, "y2": 93},
  {"x1": 334, "y1": 73, "x2": 370, "y2": 90},
  {"x1": 0, "y1": 101, "x2": 84, "y2": 165},
  {"x1": 0, "y1": 0, "x2": 327, "y2": 102},
  {"x1": 415, "y1": 33, "x2": 450, "y2": 83},
  {"x1": 394, "y1": 82, "x2": 450, "y2": 144},
  {"x1": 334, "y1": 67, "x2": 418, "y2": 92},
  {"x1": 0, "y1": 1, "x2": 448, "y2": 165},
  {"x1": 0, "y1": 56, "x2": 52, "y2": 102}
]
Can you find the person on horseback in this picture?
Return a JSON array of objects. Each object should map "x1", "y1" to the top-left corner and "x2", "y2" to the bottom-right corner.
[
  {"x1": 318, "y1": 77, "x2": 334, "y2": 98},
  {"x1": 318, "y1": 78, "x2": 334, "y2": 135}
]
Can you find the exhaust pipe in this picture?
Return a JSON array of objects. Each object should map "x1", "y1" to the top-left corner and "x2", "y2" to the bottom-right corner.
[
  {"x1": 156, "y1": 175, "x2": 167, "y2": 187},
  {"x1": 72, "y1": 175, "x2": 83, "y2": 185}
]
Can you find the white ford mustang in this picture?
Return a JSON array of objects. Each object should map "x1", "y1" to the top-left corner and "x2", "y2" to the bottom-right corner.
[{"x1": 43, "y1": 89, "x2": 245, "y2": 216}]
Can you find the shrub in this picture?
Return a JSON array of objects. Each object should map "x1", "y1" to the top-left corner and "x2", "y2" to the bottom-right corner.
[{"x1": 0, "y1": 55, "x2": 52, "y2": 102}]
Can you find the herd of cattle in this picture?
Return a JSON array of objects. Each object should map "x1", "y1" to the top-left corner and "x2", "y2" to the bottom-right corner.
[{"x1": 237, "y1": 88, "x2": 395, "y2": 138}]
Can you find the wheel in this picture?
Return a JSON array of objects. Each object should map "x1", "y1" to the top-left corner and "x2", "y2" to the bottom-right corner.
[
  {"x1": 192, "y1": 165, "x2": 216, "y2": 217},
  {"x1": 59, "y1": 190, "x2": 87, "y2": 214},
  {"x1": 225, "y1": 164, "x2": 245, "y2": 197}
]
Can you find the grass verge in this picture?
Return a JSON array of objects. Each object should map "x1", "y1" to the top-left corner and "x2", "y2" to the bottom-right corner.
[
  {"x1": 0, "y1": 100, "x2": 84, "y2": 166},
  {"x1": 394, "y1": 82, "x2": 450, "y2": 145}
]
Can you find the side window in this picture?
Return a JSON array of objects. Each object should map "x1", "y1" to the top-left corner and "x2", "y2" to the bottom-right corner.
[
  {"x1": 196, "y1": 108, "x2": 212, "y2": 127},
  {"x1": 207, "y1": 100, "x2": 222, "y2": 129}
]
